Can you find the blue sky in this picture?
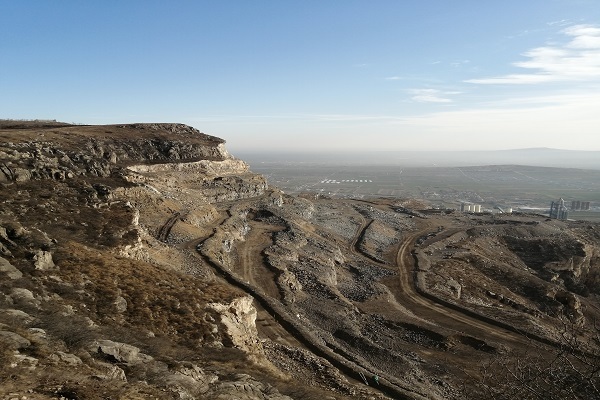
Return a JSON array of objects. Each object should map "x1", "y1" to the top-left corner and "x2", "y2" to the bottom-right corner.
[{"x1": 2, "y1": 1, "x2": 600, "y2": 152}]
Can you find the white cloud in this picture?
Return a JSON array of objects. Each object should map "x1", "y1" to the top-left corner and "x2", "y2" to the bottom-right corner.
[
  {"x1": 564, "y1": 25, "x2": 600, "y2": 49},
  {"x1": 466, "y1": 24, "x2": 600, "y2": 84},
  {"x1": 450, "y1": 60, "x2": 470, "y2": 68},
  {"x1": 409, "y1": 88, "x2": 460, "y2": 103},
  {"x1": 313, "y1": 114, "x2": 398, "y2": 122},
  {"x1": 547, "y1": 19, "x2": 572, "y2": 27},
  {"x1": 388, "y1": 91, "x2": 600, "y2": 150}
]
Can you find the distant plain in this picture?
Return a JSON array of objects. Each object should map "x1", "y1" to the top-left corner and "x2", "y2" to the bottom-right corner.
[{"x1": 238, "y1": 151, "x2": 600, "y2": 222}]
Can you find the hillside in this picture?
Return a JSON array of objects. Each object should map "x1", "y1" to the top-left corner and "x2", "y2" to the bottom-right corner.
[{"x1": 1, "y1": 122, "x2": 600, "y2": 399}]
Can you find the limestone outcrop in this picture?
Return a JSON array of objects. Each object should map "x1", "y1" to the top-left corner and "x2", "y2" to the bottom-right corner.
[
  {"x1": 0, "y1": 123, "x2": 228, "y2": 182},
  {"x1": 205, "y1": 296, "x2": 262, "y2": 352}
]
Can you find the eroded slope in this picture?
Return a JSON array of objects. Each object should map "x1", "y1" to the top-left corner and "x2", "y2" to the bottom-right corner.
[{"x1": 2, "y1": 121, "x2": 600, "y2": 400}]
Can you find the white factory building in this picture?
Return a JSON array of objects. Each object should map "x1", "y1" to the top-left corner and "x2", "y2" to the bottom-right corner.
[{"x1": 460, "y1": 203, "x2": 482, "y2": 213}]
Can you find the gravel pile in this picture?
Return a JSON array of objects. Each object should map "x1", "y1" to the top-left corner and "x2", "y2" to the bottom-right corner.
[
  {"x1": 337, "y1": 261, "x2": 396, "y2": 302},
  {"x1": 309, "y1": 202, "x2": 363, "y2": 240}
]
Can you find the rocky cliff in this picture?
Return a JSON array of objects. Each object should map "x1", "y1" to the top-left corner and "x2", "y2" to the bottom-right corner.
[{"x1": 0, "y1": 122, "x2": 296, "y2": 400}]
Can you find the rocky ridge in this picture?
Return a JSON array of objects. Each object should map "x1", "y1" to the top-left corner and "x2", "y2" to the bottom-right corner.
[{"x1": 0, "y1": 122, "x2": 296, "y2": 399}]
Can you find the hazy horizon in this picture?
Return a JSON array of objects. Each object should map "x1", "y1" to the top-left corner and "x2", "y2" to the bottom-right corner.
[{"x1": 234, "y1": 147, "x2": 600, "y2": 170}]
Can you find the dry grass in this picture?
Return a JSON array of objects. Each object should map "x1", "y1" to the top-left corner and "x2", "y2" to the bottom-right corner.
[
  {"x1": 52, "y1": 241, "x2": 242, "y2": 347},
  {"x1": 5, "y1": 365, "x2": 176, "y2": 400}
]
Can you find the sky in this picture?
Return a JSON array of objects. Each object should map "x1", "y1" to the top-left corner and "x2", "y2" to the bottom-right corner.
[{"x1": 2, "y1": 1, "x2": 600, "y2": 152}]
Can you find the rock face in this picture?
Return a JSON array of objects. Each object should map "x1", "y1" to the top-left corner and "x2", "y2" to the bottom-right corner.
[
  {"x1": 126, "y1": 158, "x2": 268, "y2": 203},
  {"x1": 0, "y1": 122, "x2": 285, "y2": 400},
  {"x1": 1, "y1": 122, "x2": 269, "y2": 209},
  {"x1": 127, "y1": 158, "x2": 248, "y2": 175},
  {"x1": 0, "y1": 123, "x2": 228, "y2": 181},
  {"x1": 205, "y1": 296, "x2": 261, "y2": 352}
]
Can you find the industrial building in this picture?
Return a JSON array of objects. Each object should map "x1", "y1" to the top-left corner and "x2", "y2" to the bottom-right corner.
[
  {"x1": 460, "y1": 203, "x2": 482, "y2": 213},
  {"x1": 550, "y1": 198, "x2": 568, "y2": 220},
  {"x1": 571, "y1": 200, "x2": 590, "y2": 211}
]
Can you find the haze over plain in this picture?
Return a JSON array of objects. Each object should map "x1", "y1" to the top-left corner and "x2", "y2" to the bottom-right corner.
[{"x1": 2, "y1": 1, "x2": 600, "y2": 153}]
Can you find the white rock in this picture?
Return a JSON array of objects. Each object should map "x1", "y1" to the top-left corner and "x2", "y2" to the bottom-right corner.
[
  {"x1": 91, "y1": 360, "x2": 127, "y2": 381},
  {"x1": 91, "y1": 339, "x2": 153, "y2": 365},
  {"x1": 205, "y1": 296, "x2": 261, "y2": 353},
  {"x1": 114, "y1": 296, "x2": 127, "y2": 313},
  {"x1": 33, "y1": 250, "x2": 55, "y2": 270},
  {"x1": 49, "y1": 351, "x2": 83, "y2": 365},
  {"x1": 11, "y1": 352, "x2": 38, "y2": 369}
]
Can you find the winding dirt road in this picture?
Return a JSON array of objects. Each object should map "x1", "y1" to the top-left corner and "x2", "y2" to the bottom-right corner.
[
  {"x1": 390, "y1": 217, "x2": 563, "y2": 351},
  {"x1": 393, "y1": 228, "x2": 532, "y2": 348},
  {"x1": 201, "y1": 199, "x2": 563, "y2": 399},
  {"x1": 340, "y1": 205, "x2": 538, "y2": 355}
]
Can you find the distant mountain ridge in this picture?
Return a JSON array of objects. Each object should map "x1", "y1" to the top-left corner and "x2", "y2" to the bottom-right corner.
[{"x1": 235, "y1": 147, "x2": 600, "y2": 169}]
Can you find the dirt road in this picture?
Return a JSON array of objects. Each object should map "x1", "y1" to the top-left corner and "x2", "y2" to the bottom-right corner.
[{"x1": 393, "y1": 227, "x2": 531, "y2": 348}]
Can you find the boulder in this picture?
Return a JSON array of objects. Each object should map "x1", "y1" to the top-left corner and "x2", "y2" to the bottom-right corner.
[
  {"x1": 0, "y1": 242, "x2": 12, "y2": 257},
  {"x1": 0, "y1": 309, "x2": 34, "y2": 324},
  {"x1": 114, "y1": 296, "x2": 128, "y2": 313},
  {"x1": 447, "y1": 278, "x2": 462, "y2": 299},
  {"x1": 49, "y1": 351, "x2": 83, "y2": 365},
  {"x1": 13, "y1": 167, "x2": 31, "y2": 182},
  {"x1": 10, "y1": 288, "x2": 39, "y2": 307},
  {"x1": 90, "y1": 360, "x2": 127, "y2": 381},
  {"x1": 0, "y1": 226, "x2": 17, "y2": 245},
  {"x1": 0, "y1": 330, "x2": 31, "y2": 349},
  {"x1": 91, "y1": 339, "x2": 153, "y2": 365},
  {"x1": 0, "y1": 256, "x2": 22, "y2": 279},
  {"x1": 27, "y1": 328, "x2": 47, "y2": 341},
  {"x1": 11, "y1": 352, "x2": 38, "y2": 369},
  {"x1": 209, "y1": 373, "x2": 293, "y2": 400},
  {"x1": 162, "y1": 364, "x2": 218, "y2": 399},
  {"x1": 33, "y1": 250, "x2": 55, "y2": 270}
]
